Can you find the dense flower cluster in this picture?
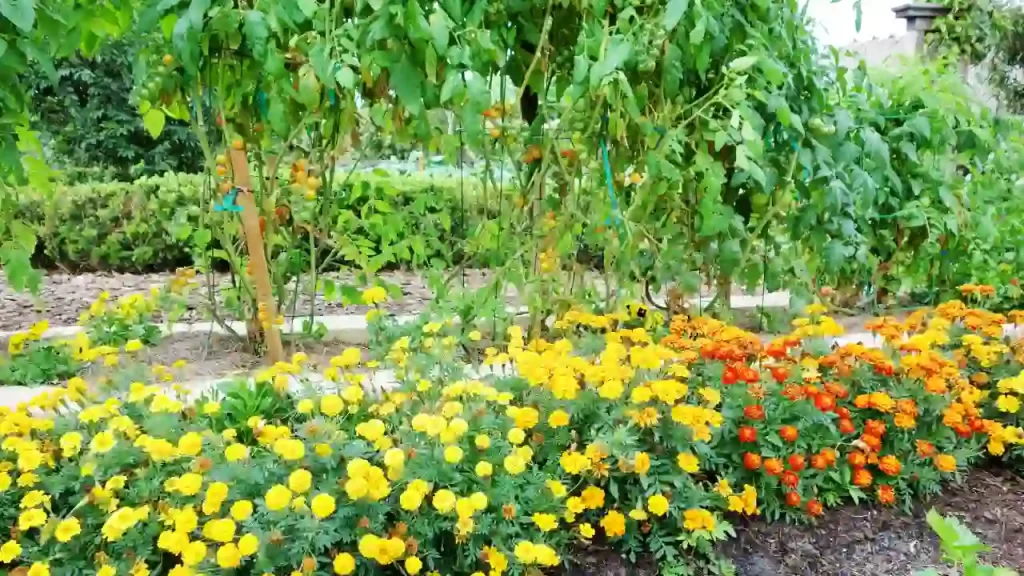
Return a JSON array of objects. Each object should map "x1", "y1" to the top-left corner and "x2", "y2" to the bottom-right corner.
[{"x1": 1, "y1": 296, "x2": 1023, "y2": 574}]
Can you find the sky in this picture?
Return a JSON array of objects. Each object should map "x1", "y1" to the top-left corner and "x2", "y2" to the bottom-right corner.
[{"x1": 804, "y1": 0, "x2": 906, "y2": 46}]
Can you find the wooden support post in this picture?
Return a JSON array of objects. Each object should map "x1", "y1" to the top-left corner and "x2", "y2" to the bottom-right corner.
[{"x1": 229, "y1": 148, "x2": 285, "y2": 364}]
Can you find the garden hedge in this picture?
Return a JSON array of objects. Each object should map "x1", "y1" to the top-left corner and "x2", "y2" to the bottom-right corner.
[{"x1": 15, "y1": 172, "x2": 496, "y2": 273}]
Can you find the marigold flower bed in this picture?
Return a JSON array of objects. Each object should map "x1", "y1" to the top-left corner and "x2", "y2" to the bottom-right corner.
[{"x1": 1, "y1": 300, "x2": 1023, "y2": 575}]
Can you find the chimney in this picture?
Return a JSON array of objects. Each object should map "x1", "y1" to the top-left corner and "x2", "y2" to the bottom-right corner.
[{"x1": 892, "y1": 3, "x2": 952, "y2": 57}]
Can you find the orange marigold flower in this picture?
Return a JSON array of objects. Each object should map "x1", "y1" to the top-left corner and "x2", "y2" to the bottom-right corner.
[
  {"x1": 810, "y1": 454, "x2": 828, "y2": 470},
  {"x1": 781, "y1": 471, "x2": 800, "y2": 488},
  {"x1": 847, "y1": 451, "x2": 867, "y2": 469},
  {"x1": 852, "y1": 468, "x2": 873, "y2": 488},
  {"x1": 784, "y1": 491, "x2": 801, "y2": 507},
  {"x1": 806, "y1": 498, "x2": 824, "y2": 517},
  {"x1": 763, "y1": 458, "x2": 784, "y2": 476},
  {"x1": 787, "y1": 454, "x2": 806, "y2": 472},
  {"x1": 860, "y1": 433, "x2": 882, "y2": 453},
  {"x1": 915, "y1": 440, "x2": 935, "y2": 458},
  {"x1": 743, "y1": 452, "x2": 762, "y2": 471},
  {"x1": 878, "y1": 455, "x2": 901, "y2": 476},
  {"x1": 877, "y1": 485, "x2": 895, "y2": 506},
  {"x1": 779, "y1": 426, "x2": 799, "y2": 443},
  {"x1": 894, "y1": 413, "x2": 916, "y2": 429},
  {"x1": 864, "y1": 420, "x2": 887, "y2": 437}
]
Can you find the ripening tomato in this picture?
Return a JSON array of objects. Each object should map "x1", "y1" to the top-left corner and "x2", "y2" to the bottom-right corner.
[
  {"x1": 779, "y1": 425, "x2": 799, "y2": 443},
  {"x1": 743, "y1": 452, "x2": 762, "y2": 471},
  {"x1": 785, "y1": 491, "x2": 802, "y2": 507},
  {"x1": 807, "y1": 498, "x2": 824, "y2": 516},
  {"x1": 787, "y1": 454, "x2": 806, "y2": 472},
  {"x1": 743, "y1": 405, "x2": 765, "y2": 421},
  {"x1": 738, "y1": 426, "x2": 758, "y2": 443}
]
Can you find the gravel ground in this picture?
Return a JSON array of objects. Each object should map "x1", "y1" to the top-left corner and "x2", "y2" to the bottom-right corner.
[{"x1": 0, "y1": 269, "x2": 513, "y2": 331}]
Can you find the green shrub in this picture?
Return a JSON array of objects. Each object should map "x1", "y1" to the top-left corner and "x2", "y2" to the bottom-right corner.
[{"x1": 15, "y1": 172, "x2": 497, "y2": 273}]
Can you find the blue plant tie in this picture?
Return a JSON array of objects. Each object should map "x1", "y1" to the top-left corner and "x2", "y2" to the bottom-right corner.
[{"x1": 215, "y1": 187, "x2": 244, "y2": 213}]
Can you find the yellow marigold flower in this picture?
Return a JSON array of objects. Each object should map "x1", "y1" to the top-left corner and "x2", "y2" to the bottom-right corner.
[
  {"x1": 935, "y1": 454, "x2": 957, "y2": 473},
  {"x1": 311, "y1": 493, "x2": 336, "y2": 519},
  {"x1": 273, "y1": 438, "x2": 305, "y2": 461},
  {"x1": 202, "y1": 518, "x2": 236, "y2": 543},
  {"x1": 433, "y1": 489, "x2": 456, "y2": 514},
  {"x1": 238, "y1": 533, "x2": 259, "y2": 556},
  {"x1": 59, "y1": 432, "x2": 82, "y2": 457},
  {"x1": 532, "y1": 513, "x2": 558, "y2": 532},
  {"x1": 444, "y1": 446, "x2": 464, "y2": 463},
  {"x1": 559, "y1": 450, "x2": 590, "y2": 475},
  {"x1": 546, "y1": 480, "x2": 567, "y2": 498},
  {"x1": 400, "y1": 487, "x2": 424, "y2": 511},
  {"x1": 503, "y1": 454, "x2": 526, "y2": 475},
  {"x1": 474, "y1": 434, "x2": 491, "y2": 450},
  {"x1": 475, "y1": 461, "x2": 493, "y2": 478},
  {"x1": 20, "y1": 490, "x2": 49, "y2": 509},
  {"x1": 334, "y1": 552, "x2": 356, "y2": 574},
  {"x1": 125, "y1": 339, "x2": 144, "y2": 353},
  {"x1": 18, "y1": 508, "x2": 47, "y2": 530},
  {"x1": 230, "y1": 500, "x2": 253, "y2": 521},
  {"x1": 0, "y1": 540, "x2": 21, "y2": 563},
  {"x1": 405, "y1": 556, "x2": 423, "y2": 575},
  {"x1": 683, "y1": 508, "x2": 716, "y2": 531},
  {"x1": 55, "y1": 517, "x2": 82, "y2": 542},
  {"x1": 224, "y1": 443, "x2": 248, "y2": 462},
  {"x1": 27, "y1": 562, "x2": 49, "y2": 576},
  {"x1": 216, "y1": 543, "x2": 241, "y2": 568},
  {"x1": 288, "y1": 469, "x2": 313, "y2": 493},
  {"x1": 648, "y1": 494, "x2": 670, "y2": 517},
  {"x1": 265, "y1": 485, "x2": 292, "y2": 511},
  {"x1": 90, "y1": 431, "x2": 116, "y2": 454},
  {"x1": 356, "y1": 419, "x2": 386, "y2": 442},
  {"x1": 177, "y1": 432, "x2": 203, "y2": 457},
  {"x1": 579, "y1": 523, "x2": 596, "y2": 539},
  {"x1": 581, "y1": 486, "x2": 605, "y2": 510},
  {"x1": 629, "y1": 509, "x2": 648, "y2": 521},
  {"x1": 997, "y1": 394, "x2": 1021, "y2": 414},
  {"x1": 634, "y1": 451, "x2": 651, "y2": 475},
  {"x1": 321, "y1": 394, "x2": 345, "y2": 417},
  {"x1": 600, "y1": 510, "x2": 626, "y2": 538},
  {"x1": 507, "y1": 428, "x2": 526, "y2": 445},
  {"x1": 362, "y1": 286, "x2": 387, "y2": 305},
  {"x1": 181, "y1": 541, "x2": 207, "y2": 566},
  {"x1": 698, "y1": 386, "x2": 721, "y2": 407},
  {"x1": 514, "y1": 541, "x2": 536, "y2": 564},
  {"x1": 677, "y1": 452, "x2": 700, "y2": 473},
  {"x1": 547, "y1": 410, "x2": 570, "y2": 428}
]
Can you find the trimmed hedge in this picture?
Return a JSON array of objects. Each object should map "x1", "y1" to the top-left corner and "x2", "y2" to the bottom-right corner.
[{"x1": 16, "y1": 172, "x2": 497, "y2": 272}]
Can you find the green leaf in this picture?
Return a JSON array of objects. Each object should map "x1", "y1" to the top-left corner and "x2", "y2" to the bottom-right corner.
[
  {"x1": 243, "y1": 10, "x2": 269, "y2": 61},
  {"x1": 0, "y1": 0, "x2": 35, "y2": 32},
  {"x1": 590, "y1": 38, "x2": 631, "y2": 87},
  {"x1": 391, "y1": 56, "x2": 424, "y2": 114},
  {"x1": 0, "y1": 38, "x2": 7, "y2": 59},
  {"x1": 428, "y1": 9, "x2": 450, "y2": 53},
  {"x1": 336, "y1": 66, "x2": 356, "y2": 90},
  {"x1": 143, "y1": 109, "x2": 166, "y2": 138},
  {"x1": 10, "y1": 220, "x2": 35, "y2": 252},
  {"x1": 759, "y1": 59, "x2": 785, "y2": 85},
  {"x1": 425, "y1": 46, "x2": 437, "y2": 83},
  {"x1": 689, "y1": 16, "x2": 706, "y2": 45},
  {"x1": 719, "y1": 238, "x2": 741, "y2": 273},
  {"x1": 663, "y1": 0, "x2": 688, "y2": 31},
  {"x1": 440, "y1": 71, "x2": 462, "y2": 103},
  {"x1": 729, "y1": 55, "x2": 759, "y2": 72},
  {"x1": 188, "y1": 0, "x2": 210, "y2": 27},
  {"x1": 297, "y1": 0, "x2": 318, "y2": 19}
]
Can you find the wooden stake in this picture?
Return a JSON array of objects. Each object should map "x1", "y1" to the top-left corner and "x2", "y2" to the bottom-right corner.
[{"x1": 229, "y1": 148, "x2": 285, "y2": 364}]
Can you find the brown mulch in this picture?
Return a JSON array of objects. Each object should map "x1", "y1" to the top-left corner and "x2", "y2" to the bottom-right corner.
[{"x1": 720, "y1": 467, "x2": 1024, "y2": 576}]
